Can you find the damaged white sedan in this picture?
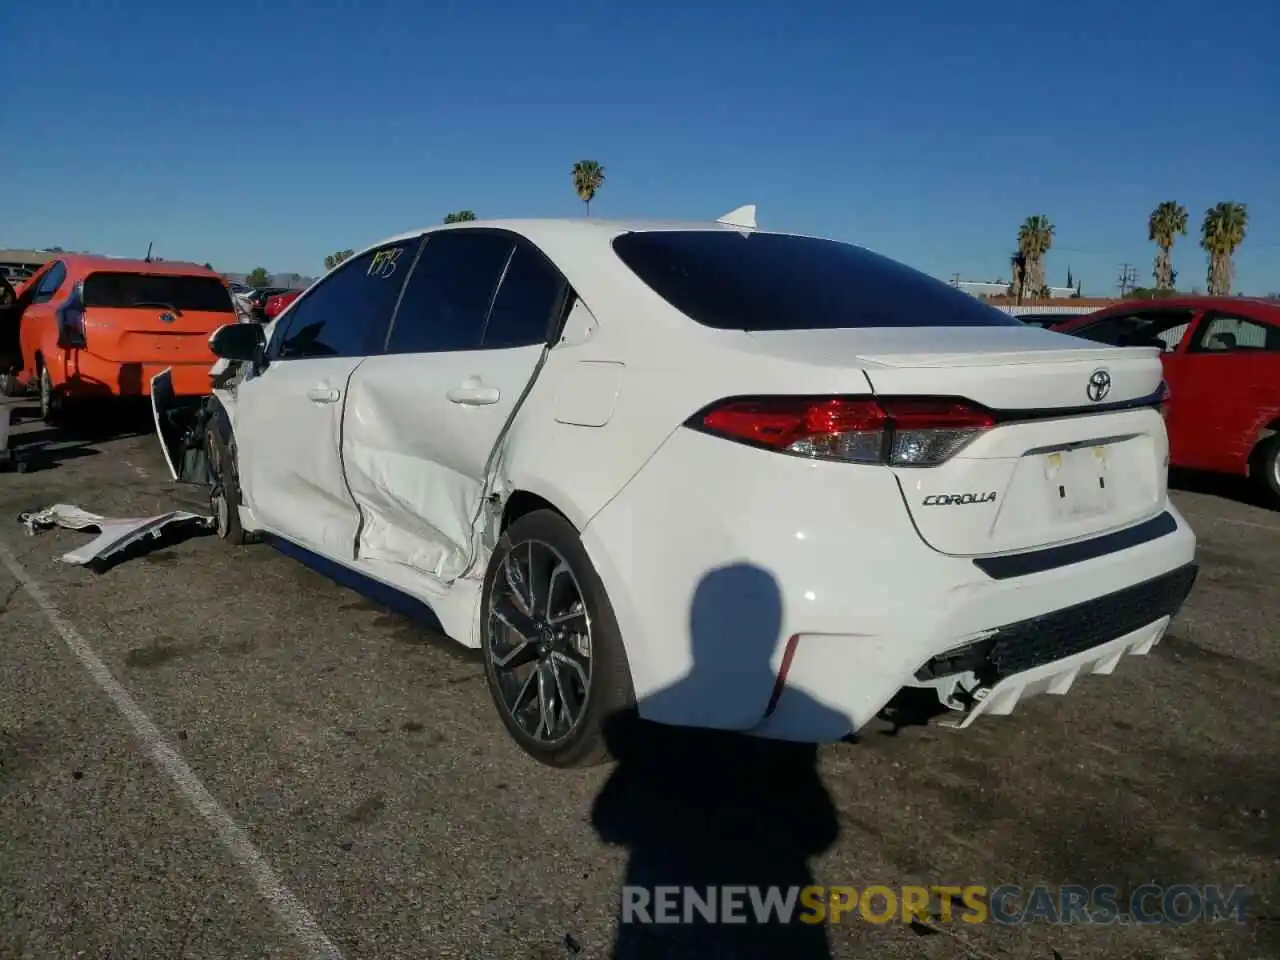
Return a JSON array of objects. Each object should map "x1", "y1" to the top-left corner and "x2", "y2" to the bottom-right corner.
[{"x1": 182, "y1": 213, "x2": 1198, "y2": 766}]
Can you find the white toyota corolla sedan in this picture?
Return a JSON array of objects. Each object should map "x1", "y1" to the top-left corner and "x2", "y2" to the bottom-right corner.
[{"x1": 200, "y1": 212, "x2": 1198, "y2": 766}]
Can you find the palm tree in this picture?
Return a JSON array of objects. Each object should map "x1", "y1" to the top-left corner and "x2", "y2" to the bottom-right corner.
[
  {"x1": 323, "y1": 249, "x2": 354, "y2": 271},
  {"x1": 1148, "y1": 201, "x2": 1188, "y2": 290},
  {"x1": 1016, "y1": 215, "x2": 1055, "y2": 299},
  {"x1": 1199, "y1": 202, "x2": 1248, "y2": 295},
  {"x1": 1008, "y1": 252, "x2": 1027, "y2": 304},
  {"x1": 571, "y1": 160, "x2": 605, "y2": 216},
  {"x1": 443, "y1": 210, "x2": 477, "y2": 223}
]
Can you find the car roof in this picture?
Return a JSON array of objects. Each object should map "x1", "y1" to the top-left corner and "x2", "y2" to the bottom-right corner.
[
  {"x1": 364, "y1": 216, "x2": 808, "y2": 252},
  {"x1": 332, "y1": 217, "x2": 836, "y2": 317},
  {"x1": 1093, "y1": 295, "x2": 1280, "y2": 314},
  {"x1": 1058, "y1": 295, "x2": 1280, "y2": 329},
  {"x1": 49, "y1": 254, "x2": 224, "y2": 278}
]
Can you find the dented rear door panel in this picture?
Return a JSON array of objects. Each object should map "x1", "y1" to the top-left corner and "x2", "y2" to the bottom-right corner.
[{"x1": 341, "y1": 344, "x2": 545, "y2": 580}]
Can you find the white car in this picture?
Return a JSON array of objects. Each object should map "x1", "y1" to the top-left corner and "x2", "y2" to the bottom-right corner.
[{"x1": 200, "y1": 213, "x2": 1198, "y2": 767}]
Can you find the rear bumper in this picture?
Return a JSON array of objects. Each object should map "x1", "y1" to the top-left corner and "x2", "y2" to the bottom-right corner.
[
  {"x1": 51, "y1": 351, "x2": 213, "y2": 398},
  {"x1": 581, "y1": 427, "x2": 1198, "y2": 741}
]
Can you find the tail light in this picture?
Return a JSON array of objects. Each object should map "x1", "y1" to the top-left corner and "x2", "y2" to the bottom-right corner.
[
  {"x1": 55, "y1": 280, "x2": 87, "y2": 349},
  {"x1": 1157, "y1": 381, "x2": 1171, "y2": 420},
  {"x1": 689, "y1": 396, "x2": 995, "y2": 466}
]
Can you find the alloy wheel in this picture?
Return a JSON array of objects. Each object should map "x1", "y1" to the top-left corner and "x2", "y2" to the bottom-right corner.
[
  {"x1": 39, "y1": 369, "x2": 52, "y2": 419},
  {"x1": 212, "y1": 489, "x2": 230, "y2": 537},
  {"x1": 487, "y1": 539, "x2": 593, "y2": 744}
]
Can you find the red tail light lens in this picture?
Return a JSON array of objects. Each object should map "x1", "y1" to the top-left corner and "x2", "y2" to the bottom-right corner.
[{"x1": 692, "y1": 396, "x2": 994, "y2": 466}]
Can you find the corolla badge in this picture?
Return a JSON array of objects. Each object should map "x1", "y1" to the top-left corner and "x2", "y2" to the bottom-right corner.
[
  {"x1": 922, "y1": 492, "x2": 997, "y2": 506},
  {"x1": 159, "y1": 312, "x2": 176, "y2": 324},
  {"x1": 1087, "y1": 368, "x2": 1112, "y2": 402}
]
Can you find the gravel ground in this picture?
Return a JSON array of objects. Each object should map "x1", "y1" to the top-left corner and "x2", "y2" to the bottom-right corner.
[{"x1": 0, "y1": 402, "x2": 1275, "y2": 960}]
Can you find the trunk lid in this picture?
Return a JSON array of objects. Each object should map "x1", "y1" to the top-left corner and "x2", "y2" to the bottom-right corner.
[
  {"x1": 85, "y1": 307, "x2": 232, "y2": 363},
  {"x1": 746, "y1": 327, "x2": 1169, "y2": 557},
  {"x1": 82, "y1": 271, "x2": 236, "y2": 364}
]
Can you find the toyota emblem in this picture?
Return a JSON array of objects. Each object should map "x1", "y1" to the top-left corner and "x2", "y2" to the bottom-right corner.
[{"x1": 1087, "y1": 369, "x2": 1112, "y2": 402}]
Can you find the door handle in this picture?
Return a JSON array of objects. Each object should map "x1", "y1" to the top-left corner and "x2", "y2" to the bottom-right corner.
[
  {"x1": 446, "y1": 384, "x2": 500, "y2": 406},
  {"x1": 306, "y1": 385, "x2": 341, "y2": 404}
]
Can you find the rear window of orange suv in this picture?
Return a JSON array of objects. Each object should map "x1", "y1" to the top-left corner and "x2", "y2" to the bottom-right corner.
[{"x1": 82, "y1": 272, "x2": 235, "y2": 313}]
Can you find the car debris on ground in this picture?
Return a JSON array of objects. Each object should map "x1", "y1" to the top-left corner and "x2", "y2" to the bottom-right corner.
[{"x1": 18, "y1": 503, "x2": 213, "y2": 569}]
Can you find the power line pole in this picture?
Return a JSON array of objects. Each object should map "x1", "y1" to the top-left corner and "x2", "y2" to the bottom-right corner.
[
  {"x1": 950, "y1": 272, "x2": 961, "y2": 287},
  {"x1": 1116, "y1": 263, "x2": 1138, "y2": 297}
]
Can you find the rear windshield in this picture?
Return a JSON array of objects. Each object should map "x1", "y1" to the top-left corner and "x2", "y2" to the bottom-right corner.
[
  {"x1": 83, "y1": 272, "x2": 235, "y2": 313},
  {"x1": 612, "y1": 230, "x2": 1022, "y2": 330}
]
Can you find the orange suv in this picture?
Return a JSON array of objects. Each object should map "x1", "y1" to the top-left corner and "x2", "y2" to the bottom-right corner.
[{"x1": 0, "y1": 255, "x2": 236, "y2": 422}]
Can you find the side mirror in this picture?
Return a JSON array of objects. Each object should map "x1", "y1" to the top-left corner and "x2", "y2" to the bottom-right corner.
[{"x1": 209, "y1": 322, "x2": 265, "y2": 362}]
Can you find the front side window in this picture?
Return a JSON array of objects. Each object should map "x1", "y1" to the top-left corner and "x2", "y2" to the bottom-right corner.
[
  {"x1": 1190, "y1": 312, "x2": 1279, "y2": 352},
  {"x1": 385, "y1": 230, "x2": 515, "y2": 354},
  {"x1": 31, "y1": 261, "x2": 67, "y2": 304},
  {"x1": 83, "y1": 273, "x2": 235, "y2": 313},
  {"x1": 612, "y1": 230, "x2": 1023, "y2": 330},
  {"x1": 274, "y1": 241, "x2": 416, "y2": 360}
]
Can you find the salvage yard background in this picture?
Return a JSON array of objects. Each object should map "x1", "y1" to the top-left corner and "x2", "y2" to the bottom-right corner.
[{"x1": 0, "y1": 401, "x2": 1276, "y2": 960}]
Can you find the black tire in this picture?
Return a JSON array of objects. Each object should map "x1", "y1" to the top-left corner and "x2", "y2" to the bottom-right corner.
[
  {"x1": 1254, "y1": 436, "x2": 1280, "y2": 509},
  {"x1": 205, "y1": 419, "x2": 256, "y2": 545},
  {"x1": 38, "y1": 365, "x2": 61, "y2": 424},
  {"x1": 481, "y1": 509, "x2": 634, "y2": 768}
]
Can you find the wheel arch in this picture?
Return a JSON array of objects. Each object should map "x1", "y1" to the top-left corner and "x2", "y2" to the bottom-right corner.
[
  {"x1": 1248, "y1": 414, "x2": 1280, "y2": 470},
  {"x1": 500, "y1": 489, "x2": 572, "y2": 533}
]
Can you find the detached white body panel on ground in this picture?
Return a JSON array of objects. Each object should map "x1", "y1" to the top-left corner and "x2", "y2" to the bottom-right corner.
[
  {"x1": 182, "y1": 216, "x2": 1198, "y2": 759},
  {"x1": 20, "y1": 504, "x2": 212, "y2": 567}
]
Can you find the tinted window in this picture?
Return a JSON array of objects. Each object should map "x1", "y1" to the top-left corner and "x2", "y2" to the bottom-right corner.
[
  {"x1": 84, "y1": 272, "x2": 235, "y2": 312},
  {"x1": 1069, "y1": 310, "x2": 1194, "y2": 352},
  {"x1": 31, "y1": 261, "x2": 66, "y2": 304},
  {"x1": 1191, "y1": 312, "x2": 1280, "y2": 352},
  {"x1": 612, "y1": 231, "x2": 1023, "y2": 331},
  {"x1": 275, "y1": 242, "x2": 414, "y2": 360},
  {"x1": 386, "y1": 231, "x2": 514, "y2": 354},
  {"x1": 482, "y1": 242, "x2": 565, "y2": 348}
]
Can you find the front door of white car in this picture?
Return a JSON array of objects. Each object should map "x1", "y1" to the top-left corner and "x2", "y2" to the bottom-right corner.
[
  {"x1": 341, "y1": 230, "x2": 568, "y2": 581},
  {"x1": 236, "y1": 241, "x2": 418, "y2": 557}
]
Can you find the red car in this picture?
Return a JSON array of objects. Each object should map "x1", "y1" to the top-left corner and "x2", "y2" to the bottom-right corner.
[
  {"x1": 1052, "y1": 297, "x2": 1280, "y2": 504},
  {"x1": 263, "y1": 289, "x2": 302, "y2": 321}
]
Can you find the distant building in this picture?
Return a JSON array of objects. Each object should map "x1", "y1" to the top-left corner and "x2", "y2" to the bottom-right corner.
[
  {"x1": 983, "y1": 297, "x2": 1118, "y2": 317},
  {"x1": 0, "y1": 248, "x2": 55, "y2": 280},
  {"x1": 954, "y1": 279, "x2": 1082, "y2": 300}
]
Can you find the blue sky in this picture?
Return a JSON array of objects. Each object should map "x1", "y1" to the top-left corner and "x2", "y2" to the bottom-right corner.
[{"x1": 3, "y1": 0, "x2": 1277, "y2": 294}]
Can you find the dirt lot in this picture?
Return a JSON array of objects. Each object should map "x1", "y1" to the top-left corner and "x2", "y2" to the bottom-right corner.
[{"x1": 0, "y1": 403, "x2": 1276, "y2": 960}]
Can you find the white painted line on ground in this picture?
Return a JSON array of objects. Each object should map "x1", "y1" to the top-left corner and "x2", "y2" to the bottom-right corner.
[{"x1": 0, "y1": 540, "x2": 344, "y2": 960}]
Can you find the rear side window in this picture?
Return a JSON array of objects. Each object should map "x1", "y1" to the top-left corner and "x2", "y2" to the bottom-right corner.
[
  {"x1": 83, "y1": 272, "x2": 235, "y2": 313},
  {"x1": 385, "y1": 230, "x2": 515, "y2": 354},
  {"x1": 482, "y1": 241, "x2": 566, "y2": 348},
  {"x1": 274, "y1": 242, "x2": 416, "y2": 360},
  {"x1": 612, "y1": 231, "x2": 1022, "y2": 330}
]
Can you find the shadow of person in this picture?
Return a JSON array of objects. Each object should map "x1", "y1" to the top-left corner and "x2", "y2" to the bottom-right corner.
[{"x1": 592, "y1": 562, "x2": 843, "y2": 959}]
